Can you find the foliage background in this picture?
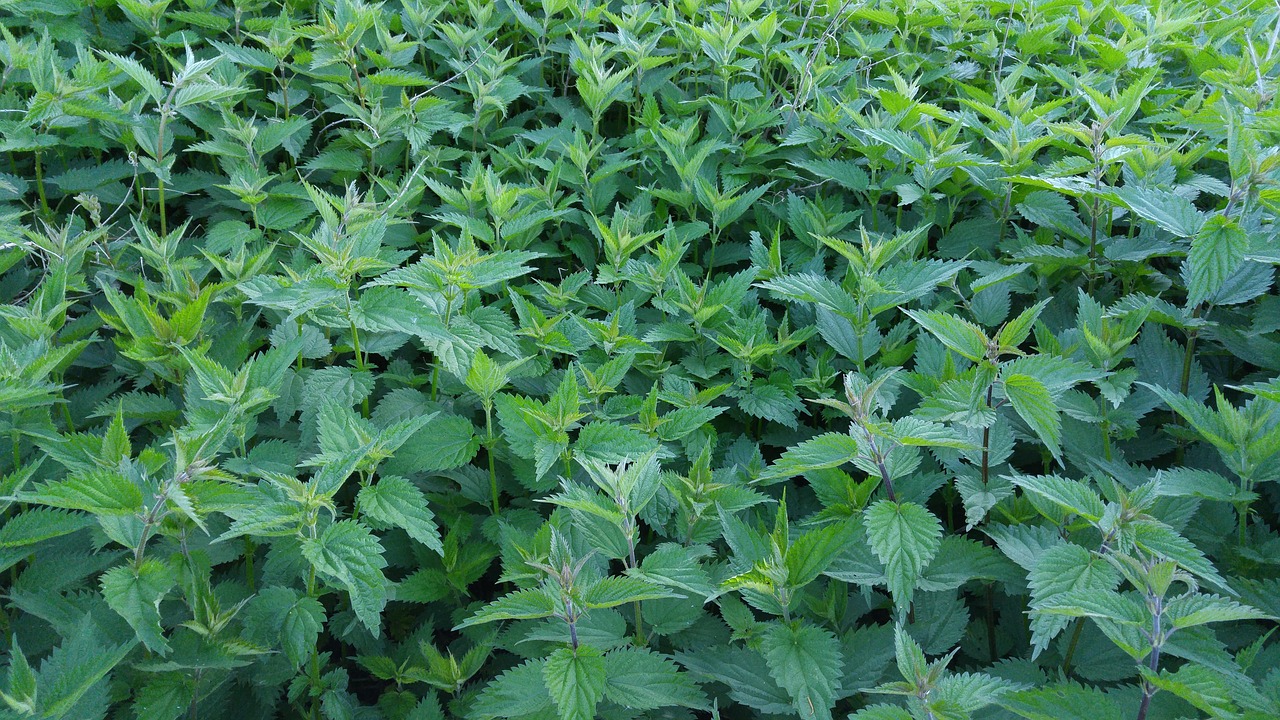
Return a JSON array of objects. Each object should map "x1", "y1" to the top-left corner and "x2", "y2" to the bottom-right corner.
[{"x1": 1, "y1": 0, "x2": 1279, "y2": 719}]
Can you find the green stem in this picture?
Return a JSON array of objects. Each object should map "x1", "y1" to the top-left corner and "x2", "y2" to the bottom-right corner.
[
  {"x1": 34, "y1": 151, "x2": 49, "y2": 218},
  {"x1": 486, "y1": 409, "x2": 499, "y2": 515},
  {"x1": 1062, "y1": 618, "x2": 1084, "y2": 676},
  {"x1": 244, "y1": 538, "x2": 256, "y2": 592},
  {"x1": 981, "y1": 383, "x2": 994, "y2": 483},
  {"x1": 158, "y1": 179, "x2": 167, "y2": 236},
  {"x1": 633, "y1": 600, "x2": 644, "y2": 646}
]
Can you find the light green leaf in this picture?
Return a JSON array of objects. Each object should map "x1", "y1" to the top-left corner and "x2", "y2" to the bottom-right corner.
[
  {"x1": 1164, "y1": 594, "x2": 1271, "y2": 629},
  {"x1": 0, "y1": 508, "x2": 93, "y2": 547},
  {"x1": 1027, "y1": 543, "x2": 1118, "y2": 656},
  {"x1": 23, "y1": 470, "x2": 144, "y2": 515},
  {"x1": 357, "y1": 476, "x2": 443, "y2": 555},
  {"x1": 1113, "y1": 185, "x2": 1205, "y2": 238},
  {"x1": 301, "y1": 520, "x2": 388, "y2": 637},
  {"x1": 542, "y1": 646, "x2": 606, "y2": 720},
  {"x1": 455, "y1": 588, "x2": 560, "y2": 628},
  {"x1": 767, "y1": 433, "x2": 861, "y2": 479},
  {"x1": 1009, "y1": 474, "x2": 1105, "y2": 523},
  {"x1": 865, "y1": 501, "x2": 942, "y2": 609},
  {"x1": 1185, "y1": 216, "x2": 1249, "y2": 306},
  {"x1": 905, "y1": 310, "x2": 989, "y2": 362},
  {"x1": 581, "y1": 576, "x2": 677, "y2": 609},
  {"x1": 1003, "y1": 373, "x2": 1062, "y2": 459}
]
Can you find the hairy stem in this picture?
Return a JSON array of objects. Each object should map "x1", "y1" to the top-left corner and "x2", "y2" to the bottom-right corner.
[{"x1": 1135, "y1": 597, "x2": 1164, "y2": 720}]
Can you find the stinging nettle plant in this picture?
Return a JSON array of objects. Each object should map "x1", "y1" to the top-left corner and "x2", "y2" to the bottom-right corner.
[{"x1": 1, "y1": 0, "x2": 1279, "y2": 719}]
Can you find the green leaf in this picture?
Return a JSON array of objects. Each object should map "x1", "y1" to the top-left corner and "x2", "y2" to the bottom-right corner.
[
  {"x1": 248, "y1": 587, "x2": 326, "y2": 669},
  {"x1": 301, "y1": 520, "x2": 388, "y2": 637},
  {"x1": 581, "y1": 576, "x2": 677, "y2": 609},
  {"x1": 100, "y1": 51, "x2": 165, "y2": 103},
  {"x1": 1164, "y1": 594, "x2": 1271, "y2": 629},
  {"x1": 1016, "y1": 191, "x2": 1089, "y2": 239},
  {"x1": 1130, "y1": 521, "x2": 1227, "y2": 591},
  {"x1": 31, "y1": 619, "x2": 136, "y2": 720},
  {"x1": 602, "y1": 647, "x2": 708, "y2": 710},
  {"x1": 1000, "y1": 682, "x2": 1125, "y2": 720},
  {"x1": 1185, "y1": 216, "x2": 1249, "y2": 306},
  {"x1": 0, "y1": 508, "x2": 93, "y2": 547},
  {"x1": 865, "y1": 501, "x2": 942, "y2": 609},
  {"x1": 904, "y1": 310, "x2": 989, "y2": 362},
  {"x1": 101, "y1": 559, "x2": 175, "y2": 655},
  {"x1": 767, "y1": 433, "x2": 861, "y2": 479},
  {"x1": 23, "y1": 470, "x2": 145, "y2": 515},
  {"x1": 357, "y1": 476, "x2": 443, "y2": 555},
  {"x1": 1010, "y1": 474, "x2": 1105, "y2": 522},
  {"x1": 455, "y1": 588, "x2": 560, "y2": 628},
  {"x1": 383, "y1": 414, "x2": 480, "y2": 475},
  {"x1": 1003, "y1": 373, "x2": 1062, "y2": 459},
  {"x1": 542, "y1": 646, "x2": 606, "y2": 720},
  {"x1": 1113, "y1": 185, "x2": 1205, "y2": 238},
  {"x1": 573, "y1": 422, "x2": 658, "y2": 464},
  {"x1": 628, "y1": 544, "x2": 719, "y2": 600},
  {"x1": 472, "y1": 658, "x2": 554, "y2": 719},
  {"x1": 1141, "y1": 665, "x2": 1236, "y2": 717},
  {"x1": 996, "y1": 299, "x2": 1050, "y2": 351},
  {"x1": 1027, "y1": 543, "x2": 1118, "y2": 656},
  {"x1": 760, "y1": 621, "x2": 843, "y2": 720},
  {"x1": 787, "y1": 521, "x2": 857, "y2": 588},
  {"x1": 1, "y1": 637, "x2": 36, "y2": 714},
  {"x1": 932, "y1": 672, "x2": 1018, "y2": 714}
]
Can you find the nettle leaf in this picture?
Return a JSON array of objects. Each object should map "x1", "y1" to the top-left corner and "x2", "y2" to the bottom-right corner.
[
  {"x1": 23, "y1": 470, "x2": 144, "y2": 515},
  {"x1": 767, "y1": 433, "x2": 861, "y2": 479},
  {"x1": 1185, "y1": 215, "x2": 1249, "y2": 306},
  {"x1": 787, "y1": 521, "x2": 858, "y2": 588},
  {"x1": 0, "y1": 508, "x2": 93, "y2": 547},
  {"x1": 357, "y1": 476, "x2": 443, "y2": 554},
  {"x1": 628, "y1": 543, "x2": 719, "y2": 600},
  {"x1": 101, "y1": 559, "x2": 176, "y2": 654},
  {"x1": 1010, "y1": 474, "x2": 1105, "y2": 523},
  {"x1": 1027, "y1": 543, "x2": 1118, "y2": 656},
  {"x1": 301, "y1": 520, "x2": 388, "y2": 637},
  {"x1": 1163, "y1": 594, "x2": 1271, "y2": 629},
  {"x1": 581, "y1": 576, "x2": 678, "y2": 608},
  {"x1": 1000, "y1": 681, "x2": 1125, "y2": 720},
  {"x1": 864, "y1": 501, "x2": 942, "y2": 609},
  {"x1": 455, "y1": 588, "x2": 560, "y2": 628},
  {"x1": 472, "y1": 658, "x2": 554, "y2": 718},
  {"x1": 1129, "y1": 521, "x2": 1227, "y2": 590},
  {"x1": 1003, "y1": 374, "x2": 1062, "y2": 458},
  {"x1": 602, "y1": 647, "x2": 708, "y2": 710},
  {"x1": 542, "y1": 646, "x2": 607, "y2": 720},
  {"x1": 28, "y1": 620, "x2": 136, "y2": 720},
  {"x1": 905, "y1": 310, "x2": 989, "y2": 362},
  {"x1": 246, "y1": 587, "x2": 325, "y2": 668},
  {"x1": 384, "y1": 414, "x2": 479, "y2": 475},
  {"x1": 760, "y1": 621, "x2": 843, "y2": 720},
  {"x1": 1017, "y1": 190, "x2": 1089, "y2": 239},
  {"x1": 1112, "y1": 185, "x2": 1205, "y2": 238}
]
